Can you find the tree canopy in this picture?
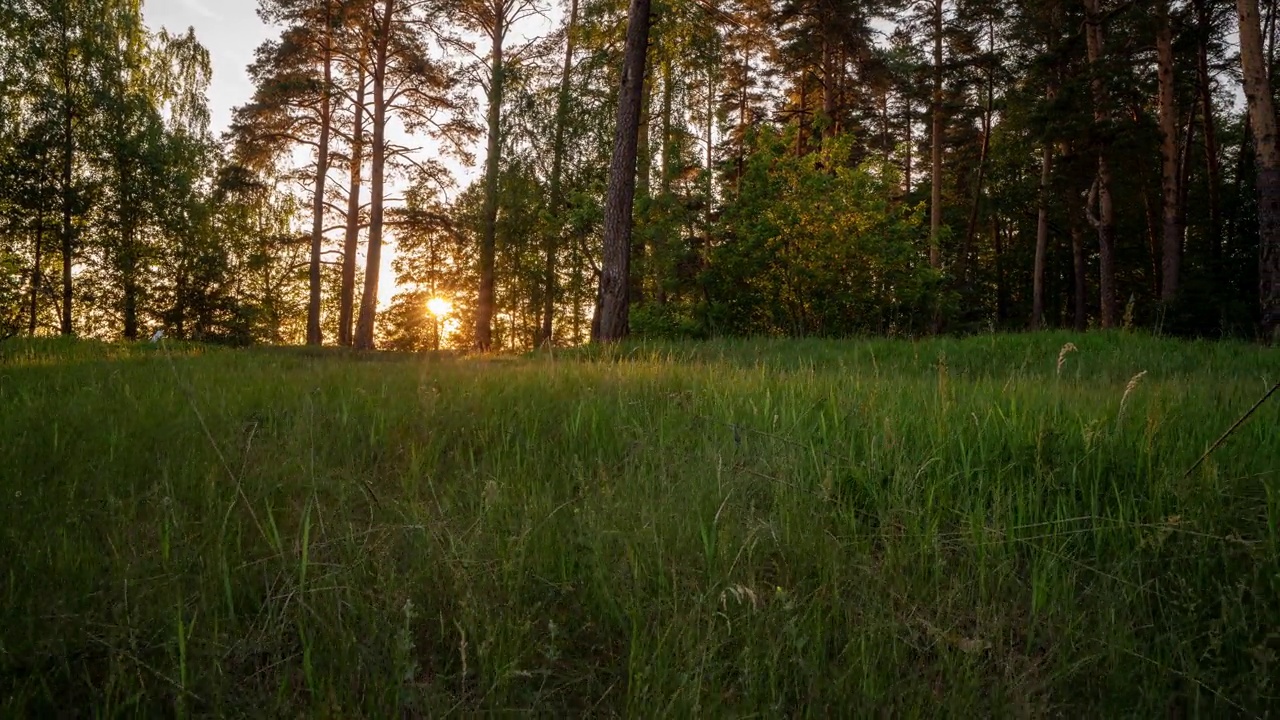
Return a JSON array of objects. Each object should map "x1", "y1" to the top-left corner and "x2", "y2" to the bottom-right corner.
[{"x1": 2, "y1": 0, "x2": 1278, "y2": 346}]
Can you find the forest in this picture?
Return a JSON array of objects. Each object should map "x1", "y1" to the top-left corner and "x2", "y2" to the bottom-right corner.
[
  {"x1": 2, "y1": 0, "x2": 1278, "y2": 351},
  {"x1": 4, "y1": 2, "x2": 1280, "y2": 714}
]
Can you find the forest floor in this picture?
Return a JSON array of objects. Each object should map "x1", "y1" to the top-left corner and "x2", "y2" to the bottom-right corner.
[{"x1": 1, "y1": 332, "x2": 1278, "y2": 716}]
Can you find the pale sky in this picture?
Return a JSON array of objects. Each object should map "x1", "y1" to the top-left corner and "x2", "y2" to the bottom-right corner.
[
  {"x1": 144, "y1": 0, "x2": 530, "y2": 312},
  {"x1": 143, "y1": 0, "x2": 409, "y2": 310},
  {"x1": 145, "y1": 0, "x2": 270, "y2": 136}
]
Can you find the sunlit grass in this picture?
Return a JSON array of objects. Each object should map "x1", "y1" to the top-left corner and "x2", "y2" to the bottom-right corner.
[{"x1": 0, "y1": 332, "x2": 1277, "y2": 715}]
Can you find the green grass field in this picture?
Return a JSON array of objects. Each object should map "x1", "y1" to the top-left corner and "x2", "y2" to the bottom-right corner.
[{"x1": 1, "y1": 333, "x2": 1278, "y2": 716}]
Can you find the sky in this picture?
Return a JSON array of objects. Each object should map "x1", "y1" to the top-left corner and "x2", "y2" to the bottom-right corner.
[
  {"x1": 143, "y1": 0, "x2": 413, "y2": 309},
  {"x1": 145, "y1": 0, "x2": 270, "y2": 136}
]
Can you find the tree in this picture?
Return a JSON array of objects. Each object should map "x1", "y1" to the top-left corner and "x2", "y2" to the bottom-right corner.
[
  {"x1": 1156, "y1": 0, "x2": 1184, "y2": 304},
  {"x1": 1238, "y1": 0, "x2": 1280, "y2": 339},
  {"x1": 451, "y1": 0, "x2": 548, "y2": 351},
  {"x1": 538, "y1": 0, "x2": 579, "y2": 346},
  {"x1": 353, "y1": 0, "x2": 466, "y2": 350},
  {"x1": 929, "y1": 0, "x2": 947, "y2": 272},
  {"x1": 1083, "y1": 0, "x2": 1118, "y2": 328},
  {"x1": 595, "y1": 0, "x2": 653, "y2": 342},
  {"x1": 336, "y1": 49, "x2": 368, "y2": 347},
  {"x1": 233, "y1": 0, "x2": 344, "y2": 346}
]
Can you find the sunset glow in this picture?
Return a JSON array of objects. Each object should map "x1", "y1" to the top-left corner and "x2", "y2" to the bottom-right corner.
[{"x1": 427, "y1": 297, "x2": 452, "y2": 318}]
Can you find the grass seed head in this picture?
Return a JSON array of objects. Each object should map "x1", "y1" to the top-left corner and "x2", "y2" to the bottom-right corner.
[
  {"x1": 719, "y1": 584, "x2": 761, "y2": 610},
  {"x1": 1056, "y1": 343, "x2": 1078, "y2": 376},
  {"x1": 1119, "y1": 370, "x2": 1148, "y2": 419}
]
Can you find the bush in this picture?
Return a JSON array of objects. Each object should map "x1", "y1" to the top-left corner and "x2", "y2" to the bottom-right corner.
[
  {"x1": 629, "y1": 302, "x2": 705, "y2": 340},
  {"x1": 704, "y1": 128, "x2": 937, "y2": 337}
]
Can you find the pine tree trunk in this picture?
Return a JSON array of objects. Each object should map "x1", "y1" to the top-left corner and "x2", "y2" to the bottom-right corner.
[
  {"x1": 631, "y1": 71, "x2": 651, "y2": 306},
  {"x1": 962, "y1": 41, "x2": 994, "y2": 289},
  {"x1": 657, "y1": 57, "x2": 674, "y2": 304},
  {"x1": 1069, "y1": 156, "x2": 1089, "y2": 331},
  {"x1": 1238, "y1": 0, "x2": 1280, "y2": 339},
  {"x1": 1084, "y1": 0, "x2": 1117, "y2": 328},
  {"x1": 929, "y1": 0, "x2": 944, "y2": 270},
  {"x1": 705, "y1": 64, "x2": 715, "y2": 244},
  {"x1": 475, "y1": 13, "x2": 505, "y2": 351},
  {"x1": 307, "y1": 18, "x2": 333, "y2": 347},
  {"x1": 1267, "y1": 0, "x2": 1279, "y2": 73},
  {"x1": 354, "y1": 1, "x2": 392, "y2": 351},
  {"x1": 880, "y1": 90, "x2": 890, "y2": 165},
  {"x1": 1141, "y1": 179, "x2": 1161, "y2": 295},
  {"x1": 59, "y1": 17, "x2": 74, "y2": 337},
  {"x1": 1032, "y1": 143, "x2": 1052, "y2": 329},
  {"x1": 595, "y1": 0, "x2": 652, "y2": 342},
  {"x1": 822, "y1": 36, "x2": 836, "y2": 135},
  {"x1": 1194, "y1": 0, "x2": 1223, "y2": 260},
  {"x1": 29, "y1": 203, "x2": 43, "y2": 335},
  {"x1": 539, "y1": 0, "x2": 578, "y2": 347},
  {"x1": 736, "y1": 58, "x2": 748, "y2": 195},
  {"x1": 795, "y1": 77, "x2": 808, "y2": 157},
  {"x1": 1157, "y1": 0, "x2": 1183, "y2": 305},
  {"x1": 994, "y1": 213, "x2": 1006, "y2": 323},
  {"x1": 904, "y1": 97, "x2": 912, "y2": 194},
  {"x1": 339, "y1": 64, "x2": 367, "y2": 347}
]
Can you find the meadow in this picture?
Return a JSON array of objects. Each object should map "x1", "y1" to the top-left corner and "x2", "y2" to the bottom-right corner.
[{"x1": 1, "y1": 332, "x2": 1278, "y2": 717}]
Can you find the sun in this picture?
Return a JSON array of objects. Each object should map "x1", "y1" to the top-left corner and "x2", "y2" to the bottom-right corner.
[{"x1": 427, "y1": 297, "x2": 452, "y2": 317}]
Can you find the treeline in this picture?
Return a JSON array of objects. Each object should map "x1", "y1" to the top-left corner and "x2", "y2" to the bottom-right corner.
[{"x1": 1, "y1": 0, "x2": 1278, "y2": 348}]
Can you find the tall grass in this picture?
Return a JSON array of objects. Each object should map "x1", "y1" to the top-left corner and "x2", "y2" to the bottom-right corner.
[{"x1": 1, "y1": 332, "x2": 1277, "y2": 716}]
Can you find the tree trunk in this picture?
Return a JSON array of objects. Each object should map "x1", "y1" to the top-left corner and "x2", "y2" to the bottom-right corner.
[
  {"x1": 307, "y1": 15, "x2": 333, "y2": 346},
  {"x1": 904, "y1": 96, "x2": 912, "y2": 194},
  {"x1": 475, "y1": 13, "x2": 505, "y2": 352},
  {"x1": 631, "y1": 71, "x2": 651, "y2": 305},
  {"x1": 1069, "y1": 153, "x2": 1089, "y2": 331},
  {"x1": 1141, "y1": 179, "x2": 1161, "y2": 295},
  {"x1": 1179, "y1": 101, "x2": 1197, "y2": 250},
  {"x1": 994, "y1": 213, "x2": 1006, "y2": 323},
  {"x1": 595, "y1": 0, "x2": 652, "y2": 342},
  {"x1": 822, "y1": 36, "x2": 836, "y2": 136},
  {"x1": 657, "y1": 57, "x2": 674, "y2": 304},
  {"x1": 1267, "y1": 0, "x2": 1279, "y2": 75},
  {"x1": 1157, "y1": 0, "x2": 1183, "y2": 305},
  {"x1": 1084, "y1": 0, "x2": 1117, "y2": 328},
  {"x1": 705, "y1": 63, "x2": 715, "y2": 242},
  {"x1": 29, "y1": 205, "x2": 43, "y2": 335},
  {"x1": 880, "y1": 89, "x2": 890, "y2": 165},
  {"x1": 735, "y1": 58, "x2": 748, "y2": 195},
  {"x1": 795, "y1": 76, "x2": 808, "y2": 157},
  {"x1": 60, "y1": 18, "x2": 74, "y2": 337},
  {"x1": 1238, "y1": 0, "x2": 1280, "y2": 339},
  {"x1": 1194, "y1": 0, "x2": 1223, "y2": 260},
  {"x1": 339, "y1": 63, "x2": 367, "y2": 347},
  {"x1": 122, "y1": 227, "x2": 138, "y2": 341},
  {"x1": 1032, "y1": 143, "x2": 1052, "y2": 329},
  {"x1": 571, "y1": 232, "x2": 584, "y2": 342},
  {"x1": 539, "y1": 0, "x2": 578, "y2": 347},
  {"x1": 929, "y1": 0, "x2": 944, "y2": 270},
  {"x1": 354, "y1": 0, "x2": 392, "y2": 351},
  {"x1": 963, "y1": 39, "x2": 994, "y2": 288}
]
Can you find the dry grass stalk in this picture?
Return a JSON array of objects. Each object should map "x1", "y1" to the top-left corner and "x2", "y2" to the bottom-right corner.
[{"x1": 1056, "y1": 342, "x2": 1078, "y2": 376}]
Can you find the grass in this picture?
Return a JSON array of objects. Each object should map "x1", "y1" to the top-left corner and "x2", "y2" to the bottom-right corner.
[{"x1": 1, "y1": 331, "x2": 1278, "y2": 716}]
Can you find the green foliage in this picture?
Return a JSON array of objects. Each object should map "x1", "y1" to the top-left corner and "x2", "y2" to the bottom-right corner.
[
  {"x1": 628, "y1": 300, "x2": 704, "y2": 339},
  {"x1": 0, "y1": 247, "x2": 24, "y2": 336},
  {"x1": 2, "y1": 334, "x2": 1278, "y2": 714},
  {"x1": 0, "y1": 0, "x2": 301, "y2": 344},
  {"x1": 707, "y1": 128, "x2": 935, "y2": 337}
]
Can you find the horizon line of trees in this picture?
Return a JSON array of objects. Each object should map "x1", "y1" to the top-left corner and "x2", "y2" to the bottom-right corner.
[{"x1": 2, "y1": 0, "x2": 1279, "y2": 349}]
